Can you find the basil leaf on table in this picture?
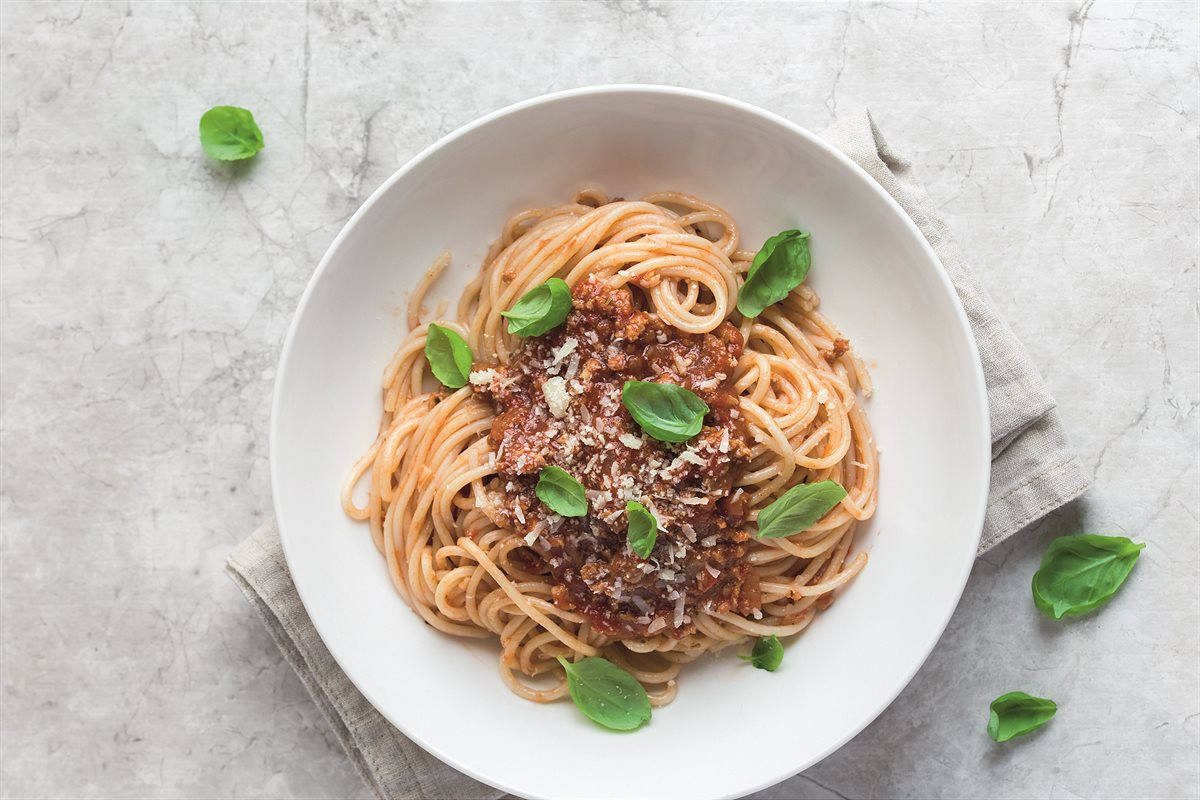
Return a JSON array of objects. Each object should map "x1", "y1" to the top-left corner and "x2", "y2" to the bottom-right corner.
[
  {"x1": 535, "y1": 466, "x2": 588, "y2": 518},
  {"x1": 738, "y1": 635, "x2": 784, "y2": 672},
  {"x1": 556, "y1": 656, "x2": 651, "y2": 731},
  {"x1": 987, "y1": 691, "x2": 1057, "y2": 742},
  {"x1": 736, "y1": 229, "x2": 811, "y2": 318},
  {"x1": 199, "y1": 105, "x2": 264, "y2": 161},
  {"x1": 1032, "y1": 534, "x2": 1146, "y2": 619},
  {"x1": 501, "y1": 278, "x2": 572, "y2": 336},
  {"x1": 424, "y1": 324, "x2": 473, "y2": 389},
  {"x1": 625, "y1": 501, "x2": 658, "y2": 559},
  {"x1": 755, "y1": 480, "x2": 847, "y2": 539},
  {"x1": 620, "y1": 381, "x2": 709, "y2": 443}
]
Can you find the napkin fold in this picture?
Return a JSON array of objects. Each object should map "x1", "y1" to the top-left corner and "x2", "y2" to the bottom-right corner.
[
  {"x1": 226, "y1": 110, "x2": 1089, "y2": 800},
  {"x1": 827, "y1": 110, "x2": 1089, "y2": 552}
]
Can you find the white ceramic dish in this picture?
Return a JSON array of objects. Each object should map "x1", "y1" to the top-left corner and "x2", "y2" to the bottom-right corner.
[{"x1": 272, "y1": 85, "x2": 989, "y2": 800}]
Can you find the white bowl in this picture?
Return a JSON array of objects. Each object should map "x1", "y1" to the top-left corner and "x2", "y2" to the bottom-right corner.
[{"x1": 272, "y1": 85, "x2": 989, "y2": 800}]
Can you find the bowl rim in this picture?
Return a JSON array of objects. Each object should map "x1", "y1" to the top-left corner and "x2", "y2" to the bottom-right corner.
[{"x1": 270, "y1": 83, "x2": 991, "y2": 799}]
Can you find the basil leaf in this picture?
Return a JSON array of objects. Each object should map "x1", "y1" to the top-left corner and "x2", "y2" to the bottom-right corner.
[
  {"x1": 736, "y1": 229, "x2": 811, "y2": 318},
  {"x1": 620, "y1": 381, "x2": 709, "y2": 443},
  {"x1": 501, "y1": 278, "x2": 572, "y2": 336},
  {"x1": 625, "y1": 501, "x2": 658, "y2": 558},
  {"x1": 988, "y1": 691, "x2": 1057, "y2": 742},
  {"x1": 754, "y1": 480, "x2": 847, "y2": 539},
  {"x1": 738, "y1": 635, "x2": 783, "y2": 672},
  {"x1": 1032, "y1": 534, "x2": 1145, "y2": 619},
  {"x1": 556, "y1": 656, "x2": 651, "y2": 731},
  {"x1": 535, "y1": 466, "x2": 587, "y2": 518},
  {"x1": 424, "y1": 324, "x2": 472, "y2": 389},
  {"x1": 199, "y1": 105, "x2": 264, "y2": 161}
]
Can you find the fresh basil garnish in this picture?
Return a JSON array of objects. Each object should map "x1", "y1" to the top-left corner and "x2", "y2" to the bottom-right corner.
[
  {"x1": 625, "y1": 501, "x2": 658, "y2": 558},
  {"x1": 501, "y1": 278, "x2": 572, "y2": 336},
  {"x1": 1031, "y1": 534, "x2": 1145, "y2": 620},
  {"x1": 754, "y1": 480, "x2": 847, "y2": 539},
  {"x1": 423, "y1": 324, "x2": 473, "y2": 389},
  {"x1": 738, "y1": 635, "x2": 783, "y2": 672},
  {"x1": 620, "y1": 381, "x2": 709, "y2": 443},
  {"x1": 556, "y1": 656, "x2": 651, "y2": 731},
  {"x1": 736, "y1": 229, "x2": 811, "y2": 318},
  {"x1": 199, "y1": 105, "x2": 264, "y2": 161},
  {"x1": 535, "y1": 466, "x2": 587, "y2": 518},
  {"x1": 987, "y1": 691, "x2": 1057, "y2": 742}
]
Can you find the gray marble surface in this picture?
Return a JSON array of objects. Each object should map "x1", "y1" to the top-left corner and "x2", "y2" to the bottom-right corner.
[{"x1": 1, "y1": 1, "x2": 1197, "y2": 798}]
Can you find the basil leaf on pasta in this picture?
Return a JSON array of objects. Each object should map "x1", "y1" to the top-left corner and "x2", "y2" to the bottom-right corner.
[
  {"x1": 738, "y1": 635, "x2": 783, "y2": 672},
  {"x1": 987, "y1": 692, "x2": 1057, "y2": 742},
  {"x1": 556, "y1": 656, "x2": 651, "y2": 731},
  {"x1": 535, "y1": 466, "x2": 587, "y2": 517},
  {"x1": 1032, "y1": 534, "x2": 1145, "y2": 620},
  {"x1": 755, "y1": 480, "x2": 846, "y2": 539},
  {"x1": 424, "y1": 324, "x2": 473, "y2": 388},
  {"x1": 625, "y1": 501, "x2": 658, "y2": 559},
  {"x1": 501, "y1": 278, "x2": 572, "y2": 336},
  {"x1": 620, "y1": 381, "x2": 709, "y2": 443},
  {"x1": 199, "y1": 105, "x2": 264, "y2": 161},
  {"x1": 736, "y1": 229, "x2": 811, "y2": 318}
]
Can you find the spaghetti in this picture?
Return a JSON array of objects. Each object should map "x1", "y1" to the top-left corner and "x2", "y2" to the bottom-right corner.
[{"x1": 342, "y1": 190, "x2": 878, "y2": 707}]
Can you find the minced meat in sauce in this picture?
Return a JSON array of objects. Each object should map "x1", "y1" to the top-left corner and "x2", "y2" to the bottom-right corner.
[{"x1": 471, "y1": 276, "x2": 761, "y2": 639}]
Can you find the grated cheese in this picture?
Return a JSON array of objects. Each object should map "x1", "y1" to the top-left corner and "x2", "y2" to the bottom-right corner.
[
  {"x1": 552, "y1": 337, "x2": 578, "y2": 365},
  {"x1": 618, "y1": 433, "x2": 643, "y2": 450},
  {"x1": 542, "y1": 376, "x2": 570, "y2": 418},
  {"x1": 469, "y1": 368, "x2": 498, "y2": 386}
]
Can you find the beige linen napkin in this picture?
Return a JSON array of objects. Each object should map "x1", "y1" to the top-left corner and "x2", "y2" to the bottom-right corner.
[{"x1": 226, "y1": 110, "x2": 1089, "y2": 800}]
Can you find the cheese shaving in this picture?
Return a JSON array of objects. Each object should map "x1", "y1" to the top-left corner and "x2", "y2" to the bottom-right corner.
[
  {"x1": 469, "y1": 368, "x2": 498, "y2": 386},
  {"x1": 541, "y1": 376, "x2": 569, "y2": 418},
  {"x1": 618, "y1": 433, "x2": 643, "y2": 450},
  {"x1": 552, "y1": 337, "x2": 578, "y2": 365}
]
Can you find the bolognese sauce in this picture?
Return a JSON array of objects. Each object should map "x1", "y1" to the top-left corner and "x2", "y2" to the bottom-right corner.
[{"x1": 471, "y1": 276, "x2": 761, "y2": 639}]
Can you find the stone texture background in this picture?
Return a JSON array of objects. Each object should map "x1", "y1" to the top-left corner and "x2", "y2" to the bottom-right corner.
[{"x1": 1, "y1": 1, "x2": 1196, "y2": 798}]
